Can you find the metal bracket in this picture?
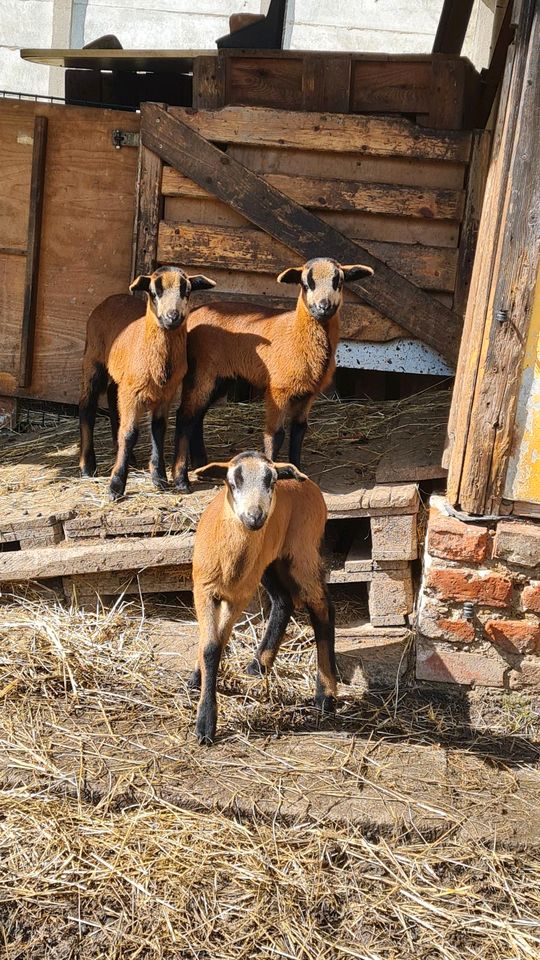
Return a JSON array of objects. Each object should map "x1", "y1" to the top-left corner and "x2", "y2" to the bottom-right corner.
[{"x1": 111, "y1": 129, "x2": 140, "y2": 150}]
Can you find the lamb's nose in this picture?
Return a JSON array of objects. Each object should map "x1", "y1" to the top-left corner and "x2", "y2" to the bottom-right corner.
[
  {"x1": 167, "y1": 310, "x2": 180, "y2": 323},
  {"x1": 245, "y1": 509, "x2": 264, "y2": 530}
]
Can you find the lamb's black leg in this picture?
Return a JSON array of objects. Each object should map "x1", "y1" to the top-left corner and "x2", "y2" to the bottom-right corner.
[
  {"x1": 150, "y1": 410, "x2": 168, "y2": 489},
  {"x1": 307, "y1": 590, "x2": 337, "y2": 714},
  {"x1": 246, "y1": 561, "x2": 294, "y2": 676}
]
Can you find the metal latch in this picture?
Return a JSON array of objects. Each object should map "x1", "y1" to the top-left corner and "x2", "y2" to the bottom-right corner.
[{"x1": 111, "y1": 129, "x2": 140, "y2": 149}]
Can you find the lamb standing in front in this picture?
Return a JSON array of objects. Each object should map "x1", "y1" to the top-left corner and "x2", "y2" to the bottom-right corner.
[{"x1": 189, "y1": 450, "x2": 336, "y2": 744}]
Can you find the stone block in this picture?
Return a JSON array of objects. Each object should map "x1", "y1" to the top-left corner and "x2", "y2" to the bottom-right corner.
[
  {"x1": 495, "y1": 520, "x2": 540, "y2": 569},
  {"x1": 416, "y1": 637, "x2": 507, "y2": 687},
  {"x1": 371, "y1": 514, "x2": 417, "y2": 561},
  {"x1": 426, "y1": 567, "x2": 513, "y2": 607},
  {"x1": 485, "y1": 619, "x2": 540, "y2": 655}
]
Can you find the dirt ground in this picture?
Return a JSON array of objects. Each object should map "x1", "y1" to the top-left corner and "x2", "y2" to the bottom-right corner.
[{"x1": 1, "y1": 593, "x2": 540, "y2": 959}]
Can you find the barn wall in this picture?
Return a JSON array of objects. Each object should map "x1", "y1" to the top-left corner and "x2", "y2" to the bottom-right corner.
[{"x1": 0, "y1": 98, "x2": 139, "y2": 404}]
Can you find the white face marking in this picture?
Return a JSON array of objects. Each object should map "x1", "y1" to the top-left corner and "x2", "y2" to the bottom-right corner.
[
  {"x1": 149, "y1": 268, "x2": 191, "y2": 330},
  {"x1": 226, "y1": 454, "x2": 278, "y2": 530},
  {"x1": 301, "y1": 259, "x2": 343, "y2": 320}
]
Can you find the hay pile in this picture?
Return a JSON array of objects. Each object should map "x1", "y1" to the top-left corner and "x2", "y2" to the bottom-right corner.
[{"x1": 1, "y1": 595, "x2": 540, "y2": 959}]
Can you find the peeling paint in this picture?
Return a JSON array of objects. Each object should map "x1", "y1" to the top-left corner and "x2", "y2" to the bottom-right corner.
[{"x1": 504, "y1": 266, "x2": 540, "y2": 505}]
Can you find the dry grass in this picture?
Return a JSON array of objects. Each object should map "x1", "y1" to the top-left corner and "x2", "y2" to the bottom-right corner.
[
  {"x1": 0, "y1": 391, "x2": 449, "y2": 529},
  {"x1": 1, "y1": 594, "x2": 540, "y2": 960}
]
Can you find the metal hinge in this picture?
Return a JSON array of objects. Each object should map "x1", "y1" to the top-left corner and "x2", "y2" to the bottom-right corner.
[{"x1": 111, "y1": 129, "x2": 140, "y2": 149}]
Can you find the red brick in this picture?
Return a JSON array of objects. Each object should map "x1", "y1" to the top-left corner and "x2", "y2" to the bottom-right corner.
[
  {"x1": 438, "y1": 619, "x2": 476, "y2": 643},
  {"x1": 416, "y1": 639, "x2": 506, "y2": 687},
  {"x1": 508, "y1": 657, "x2": 540, "y2": 691},
  {"x1": 428, "y1": 513, "x2": 489, "y2": 564},
  {"x1": 485, "y1": 619, "x2": 540, "y2": 655},
  {"x1": 426, "y1": 568, "x2": 513, "y2": 607},
  {"x1": 522, "y1": 582, "x2": 540, "y2": 613},
  {"x1": 419, "y1": 599, "x2": 476, "y2": 643},
  {"x1": 494, "y1": 520, "x2": 540, "y2": 568}
]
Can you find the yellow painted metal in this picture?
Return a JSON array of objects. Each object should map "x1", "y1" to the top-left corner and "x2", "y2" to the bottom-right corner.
[{"x1": 504, "y1": 265, "x2": 540, "y2": 504}]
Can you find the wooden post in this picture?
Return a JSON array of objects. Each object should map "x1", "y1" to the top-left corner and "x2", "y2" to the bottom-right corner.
[
  {"x1": 192, "y1": 54, "x2": 226, "y2": 109},
  {"x1": 432, "y1": 0, "x2": 475, "y2": 54},
  {"x1": 18, "y1": 115, "x2": 47, "y2": 388},
  {"x1": 131, "y1": 104, "x2": 164, "y2": 279},
  {"x1": 446, "y1": 0, "x2": 539, "y2": 513}
]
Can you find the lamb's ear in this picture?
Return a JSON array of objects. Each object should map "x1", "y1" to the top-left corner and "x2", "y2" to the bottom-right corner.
[
  {"x1": 129, "y1": 274, "x2": 151, "y2": 294},
  {"x1": 277, "y1": 267, "x2": 303, "y2": 285},
  {"x1": 342, "y1": 264, "x2": 374, "y2": 282},
  {"x1": 189, "y1": 275, "x2": 216, "y2": 292},
  {"x1": 193, "y1": 462, "x2": 230, "y2": 482},
  {"x1": 274, "y1": 463, "x2": 308, "y2": 482}
]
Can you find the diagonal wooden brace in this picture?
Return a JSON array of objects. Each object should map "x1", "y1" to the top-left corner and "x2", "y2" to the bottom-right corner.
[{"x1": 140, "y1": 102, "x2": 462, "y2": 364}]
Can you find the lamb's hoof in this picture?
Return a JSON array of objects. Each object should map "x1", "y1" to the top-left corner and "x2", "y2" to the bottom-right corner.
[
  {"x1": 245, "y1": 658, "x2": 265, "y2": 677},
  {"x1": 187, "y1": 667, "x2": 201, "y2": 691},
  {"x1": 109, "y1": 476, "x2": 125, "y2": 501},
  {"x1": 314, "y1": 695, "x2": 336, "y2": 716},
  {"x1": 80, "y1": 457, "x2": 97, "y2": 478},
  {"x1": 173, "y1": 479, "x2": 192, "y2": 494},
  {"x1": 195, "y1": 713, "x2": 216, "y2": 746},
  {"x1": 151, "y1": 473, "x2": 168, "y2": 491}
]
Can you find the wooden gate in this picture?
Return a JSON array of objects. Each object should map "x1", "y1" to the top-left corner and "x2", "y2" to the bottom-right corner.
[{"x1": 132, "y1": 103, "x2": 488, "y2": 366}]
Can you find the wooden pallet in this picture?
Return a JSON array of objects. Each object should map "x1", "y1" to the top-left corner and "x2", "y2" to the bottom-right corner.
[{"x1": 0, "y1": 397, "x2": 432, "y2": 626}]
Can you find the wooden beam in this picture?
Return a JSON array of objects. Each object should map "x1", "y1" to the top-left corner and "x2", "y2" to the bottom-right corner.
[
  {"x1": 453, "y1": 129, "x2": 492, "y2": 318},
  {"x1": 460, "y1": 1, "x2": 540, "y2": 513},
  {"x1": 477, "y1": 1, "x2": 517, "y2": 127},
  {"x1": 447, "y1": 0, "x2": 539, "y2": 513},
  {"x1": 141, "y1": 103, "x2": 463, "y2": 363},
  {"x1": 161, "y1": 167, "x2": 465, "y2": 220},
  {"x1": 158, "y1": 222, "x2": 458, "y2": 291},
  {"x1": 132, "y1": 139, "x2": 163, "y2": 279},
  {"x1": 18, "y1": 115, "x2": 47, "y2": 388},
  {"x1": 432, "y1": 0, "x2": 475, "y2": 54},
  {"x1": 167, "y1": 105, "x2": 472, "y2": 162}
]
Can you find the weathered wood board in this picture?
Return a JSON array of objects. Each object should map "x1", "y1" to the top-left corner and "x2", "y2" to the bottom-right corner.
[{"x1": 0, "y1": 98, "x2": 140, "y2": 404}]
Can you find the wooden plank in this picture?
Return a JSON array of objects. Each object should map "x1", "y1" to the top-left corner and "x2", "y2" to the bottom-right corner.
[
  {"x1": 445, "y1": 32, "x2": 518, "y2": 501},
  {"x1": 144, "y1": 105, "x2": 463, "y2": 361},
  {"x1": 0, "y1": 104, "x2": 34, "y2": 251},
  {"x1": 458, "y1": 1, "x2": 540, "y2": 514},
  {"x1": 433, "y1": 0, "x2": 475, "y2": 54},
  {"x1": 226, "y1": 56, "x2": 304, "y2": 111},
  {"x1": 0, "y1": 100, "x2": 140, "y2": 405},
  {"x1": 428, "y1": 57, "x2": 467, "y2": 129},
  {"x1": 301, "y1": 54, "x2": 352, "y2": 113},
  {"x1": 158, "y1": 222, "x2": 458, "y2": 292},
  {"x1": 193, "y1": 54, "x2": 226, "y2": 109},
  {"x1": 350, "y1": 59, "x2": 431, "y2": 114},
  {"x1": 168, "y1": 105, "x2": 472, "y2": 162},
  {"x1": 0, "y1": 253, "x2": 26, "y2": 377},
  {"x1": 0, "y1": 532, "x2": 195, "y2": 583},
  {"x1": 453, "y1": 130, "x2": 492, "y2": 318},
  {"x1": 161, "y1": 168, "x2": 465, "y2": 220},
  {"x1": 164, "y1": 196, "x2": 460, "y2": 248},
  {"x1": 226, "y1": 145, "x2": 467, "y2": 191},
  {"x1": 132, "y1": 141, "x2": 163, "y2": 278},
  {"x1": 18, "y1": 116, "x2": 47, "y2": 388}
]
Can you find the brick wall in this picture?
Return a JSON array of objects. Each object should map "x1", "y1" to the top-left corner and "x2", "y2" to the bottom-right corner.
[{"x1": 416, "y1": 496, "x2": 540, "y2": 691}]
